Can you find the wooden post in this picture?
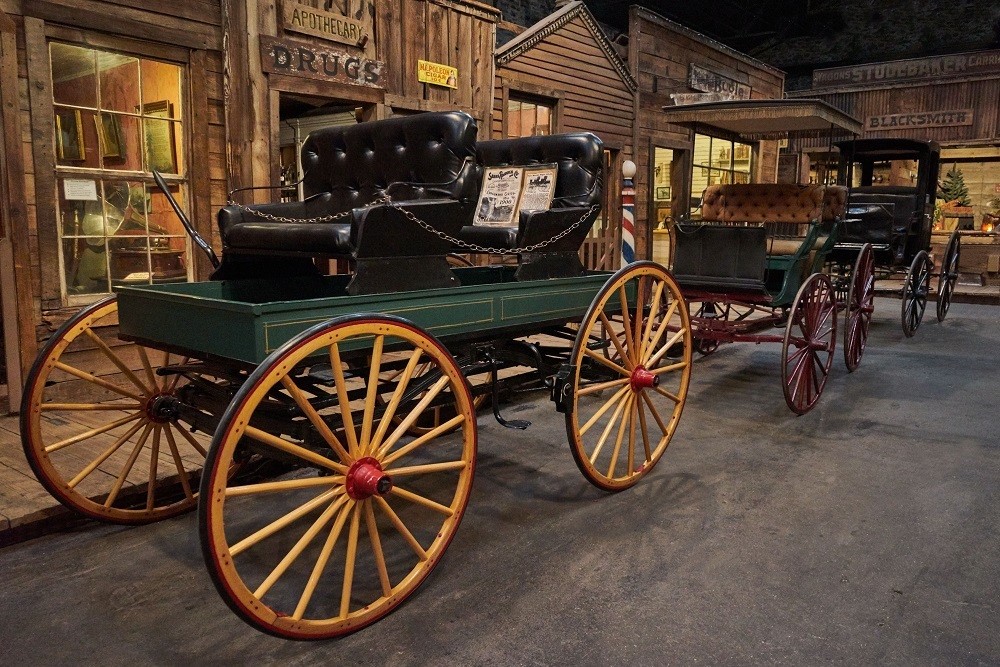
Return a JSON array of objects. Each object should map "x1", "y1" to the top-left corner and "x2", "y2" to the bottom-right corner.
[{"x1": 621, "y1": 160, "x2": 636, "y2": 267}]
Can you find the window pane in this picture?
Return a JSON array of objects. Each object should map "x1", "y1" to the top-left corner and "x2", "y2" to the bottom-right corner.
[
  {"x1": 98, "y1": 113, "x2": 143, "y2": 171},
  {"x1": 693, "y1": 134, "x2": 712, "y2": 168},
  {"x1": 711, "y1": 143, "x2": 731, "y2": 170},
  {"x1": 58, "y1": 178, "x2": 102, "y2": 237},
  {"x1": 140, "y1": 60, "x2": 183, "y2": 117},
  {"x1": 147, "y1": 182, "x2": 189, "y2": 237},
  {"x1": 110, "y1": 236, "x2": 150, "y2": 285},
  {"x1": 99, "y1": 53, "x2": 140, "y2": 113},
  {"x1": 55, "y1": 107, "x2": 101, "y2": 168},
  {"x1": 508, "y1": 100, "x2": 521, "y2": 137},
  {"x1": 64, "y1": 237, "x2": 108, "y2": 295},
  {"x1": 519, "y1": 102, "x2": 535, "y2": 138},
  {"x1": 103, "y1": 180, "x2": 149, "y2": 235},
  {"x1": 535, "y1": 105, "x2": 550, "y2": 135},
  {"x1": 51, "y1": 43, "x2": 97, "y2": 108}
]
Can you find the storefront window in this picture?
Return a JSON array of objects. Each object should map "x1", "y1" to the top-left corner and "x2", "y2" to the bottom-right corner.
[
  {"x1": 690, "y1": 134, "x2": 753, "y2": 216},
  {"x1": 50, "y1": 42, "x2": 189, "y2": 299},
  {"x1": 507, "y1": 96, "x2": 552, "y2": 137}
]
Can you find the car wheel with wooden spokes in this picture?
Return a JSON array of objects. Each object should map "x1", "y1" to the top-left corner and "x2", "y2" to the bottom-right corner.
[
  {"x1": 781, "y1": 273, "x2": 837, "y2": 414},
  {"x1": 20, "y1": 296, "x2": 211, "y2": 524},
  {"x1": 844, "y1": 243, "x2": 874, "y2": 372},
  {"x1": 566, "y1": 262, "x2": 692, "y2": 491},
  {"x1": 936, "y1": 231, "x2": 960, "y2": 322},
  {"x1": 199, "y1": 314, "x2": 476, "y2": 640},
  {"x1": 901, "y1": 250, "x2": 932, "y2": 337}
]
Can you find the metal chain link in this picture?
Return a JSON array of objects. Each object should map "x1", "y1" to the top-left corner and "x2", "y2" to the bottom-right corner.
[{"x1": 231, "y1": 194, "x2": 599, "y2": 255}]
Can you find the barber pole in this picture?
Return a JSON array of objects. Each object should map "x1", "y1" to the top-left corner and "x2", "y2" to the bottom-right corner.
[{"x1": 621, "y1": 160, "x2": 637, "y2": 266}]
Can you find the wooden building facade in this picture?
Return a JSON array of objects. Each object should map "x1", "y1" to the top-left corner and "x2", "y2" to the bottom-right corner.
[
  {"x1": 626, "y1": 7, "x2": 784, "y2": 264},
  {"x1": 493, "y1": 1, "x2": 636, "y2": 270},
  {"x1": 790, "y1": 49, "x2": 1000, "y2": 226},
  {"x1": 0, "y1": 0, "x2": 499, "y2": 412}
]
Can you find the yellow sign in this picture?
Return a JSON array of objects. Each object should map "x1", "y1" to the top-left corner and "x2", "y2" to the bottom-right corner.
[
  {"x1": 418, "y1": 60, "x2": 458, "y2": 89},
  {"x1": 283, "y1": 2, "x2": 371, "y2": 48}
]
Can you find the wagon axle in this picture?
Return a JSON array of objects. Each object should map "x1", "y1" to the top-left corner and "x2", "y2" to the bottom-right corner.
[
  {"x1": 345, "y1": 457, "x2": 392, "y2": 500},
  {"x1": 630, "y1": 367, "x2": 659, "y2": 392}
]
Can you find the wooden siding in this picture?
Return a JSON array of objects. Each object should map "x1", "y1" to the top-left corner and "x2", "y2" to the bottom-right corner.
[
  {"x1": 494, "y1": 12, "x2": 635, "y2": 271},
  {"x1": 630, "y1": 8, "x2": 784, "y2": 260}
]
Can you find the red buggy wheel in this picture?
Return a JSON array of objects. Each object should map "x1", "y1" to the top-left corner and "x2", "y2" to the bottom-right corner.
[{"x1": 782, "y1": 274, "x2": 837, "y2": 414}]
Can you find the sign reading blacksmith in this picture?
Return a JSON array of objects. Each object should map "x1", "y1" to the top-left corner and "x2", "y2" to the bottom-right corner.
[
  {"x1": 688, "y1": 64, "x2": 751, "y2": 100},
  {"x1": 261, "y1": 35, "x2": 385, "y2": 88},
  {"x1": 814, "y1": 50, "x2": 1000, "y2": 89},
  {"x1": 866, "y1": 109, "x2": 974, "y2": 131}
]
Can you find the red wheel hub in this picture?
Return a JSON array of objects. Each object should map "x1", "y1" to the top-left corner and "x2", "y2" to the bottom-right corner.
[
  {"x1": 630, "y1": 366, "x2": 659, "y2": 392},
  {"x1": 346, "y1": 457, "x2": 392, "y2": 500}
]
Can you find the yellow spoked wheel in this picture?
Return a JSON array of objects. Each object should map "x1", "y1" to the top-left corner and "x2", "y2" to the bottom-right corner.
[
  {"x1": 20, "y1": 296, "x2": 210, "y2": 524},
  {"x1": 199, "y1": 314, "x2": 477, "y2": 640},
  {"x1": 376, "y1": 358, "x2": 487, "y2": 436},
  {"x1": 566, "y1": 262, "x2": 692, "y2": 491}
]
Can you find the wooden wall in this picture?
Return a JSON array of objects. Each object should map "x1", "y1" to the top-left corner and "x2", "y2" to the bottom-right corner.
[
  {"x1": 628, "y1": 7, "x2": 785, "y2": 259},
  {"x1": 493, "y1": 7, "x2": 635, "y2": 270}
]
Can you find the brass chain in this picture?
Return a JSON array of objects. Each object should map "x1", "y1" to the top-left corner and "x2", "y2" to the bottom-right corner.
[{"x1": 230, "y1": 195, "x2": 599, "y2": 255}]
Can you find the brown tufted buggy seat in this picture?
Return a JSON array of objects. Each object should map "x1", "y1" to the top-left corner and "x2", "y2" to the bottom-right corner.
[
  {"x1": 456, "y1": 132, "x2": 604, "y2": 281},
  {"x1": 672, "y1": 183, "x2": 847, "y2": 296},
  {"x1": 215, "y1": 111, "x2": 481, "y2": 295}
]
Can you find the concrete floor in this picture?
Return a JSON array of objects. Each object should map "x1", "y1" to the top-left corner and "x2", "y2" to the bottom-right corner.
[{"x1": 1, "y1": 299, "x2": 998, "y2": 665}]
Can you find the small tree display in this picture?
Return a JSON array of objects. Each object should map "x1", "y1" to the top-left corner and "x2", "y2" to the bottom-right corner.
[{"x1": 939, "y1": 164, "x2": 972, "y2": 206}]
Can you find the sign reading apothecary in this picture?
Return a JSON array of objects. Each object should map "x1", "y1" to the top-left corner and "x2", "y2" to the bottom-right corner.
[
  {"x1": 282, "y1": 1, "x2": 373, "y2": 50},
  {"x1": 261, "y1": 35, "x2": 385, "y2": 88}
]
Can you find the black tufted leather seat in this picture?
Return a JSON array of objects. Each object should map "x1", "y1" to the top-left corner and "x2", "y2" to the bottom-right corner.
[
  {"x1": 215, "y1": 111, "x2": 480, "y2": 294},
  {"x1": 460, "y1": 132, "x2": 603, "y2": 280}
]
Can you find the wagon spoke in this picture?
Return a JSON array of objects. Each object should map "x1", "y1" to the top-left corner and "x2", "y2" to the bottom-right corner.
[
  {"x1": 376, "y1": 376, "x2": 452, "y2": 456},
  {"x1": 52, "y1": 361, "x2": 144, "y2": 402},
  {"x1": 173, "y1": 422, "x2": 209, "y2": 457},
  {"x1": 385, "y1": 460, "x2": 468, "y2": 477},
  {"x1": 104, "y1": 422, "x2": 154, "y2": 507},
  {"x1": 40, "y1": 402, "x2": 142, "y2": 412},
  {"x1": 626, "y1": 398, "x2": 637, "y2": 476},
  {"x1": 605, "y1": 394, "x2": 633, "y2": 477},
  {"x1": 369, "y1": 348, "x2": 423, "y2": 453},
  {"x1": 163, "y1": 427, "x2": 194, "y2": 500},
  {"x1": 243, "y1": 425, "x2": 347, "y2": 474},
  {"x1": 165, "y1": 357, "x2": 189, "y2": 393},
  {"x1": 649, "y1": 360, "x2": 687, "y2": 376},
  {"x1": 577, "y1": 376, "x2": 629, "y2": 397},
  {"x1": 379, "y1": 414, "x2": 464, "y2": 466},
  {"x1": 640, "y1": 391, "x2": 669, "y2": 436},
  {"x1": 66, "y1": 418, "x2": 147, "y2": 488},
  {"x1": 330, "y1": 344, "x2": 359, "y2": 456},
  {"x1": 230, "y1": 489, "x2": 343, "y2": 557},
  {"x1": 280, "y1": 375, "x2": 352, "y2": 464},
  {"x1": 618, "y1": 286, "x2": 637, "y2": 364},
  {"x1": 589, "y1": 391, "x2": 631, "y2": 464},
  {"x1": 360, "y1": 335, "x2": 385, "y2": 456},
  {"x1": 137, "y1": 346, "x2": 160, "y2": 392},
  {"x1": 598, "y1": 312, "x2": 633, "y2": 371},
  {"x1": 364, "y1": 500, "x2": 393, "y2": 597},
  {"x1": 643, "y1": 298, "x2": 678, "y2": 361},
  {"x1": 292, "y1": 499, "x2": 353, "y2": 620},
  {"x1": 225, "y1": 475, "x2": 344, "y2": 497},
  {"x1": 83, "y1": 329, "x2": 154, "y2": 395},
  {"x1": 145, "y1": 426, "x2": 161, "y2": 511},
  {"x1": 645, "y1": 328, "x2": 687, "y2": 367},
  {"x1": 638, "y1": 279, "x2": 665, "y2": 361},
  {"x1": 636, "y1": 397, "x2": 652, "y2": 461},
  {"x1": 389, "y1": 485, "x2": 455, "y2": 516},
  {"x1": 579, "y1": 385, "x2": 631, "y2": 436},
  {"x1": 582, "y1": 347, "x2": 631, "y2": 378},
  {"x1": 374, "y1": 496, "x2": 428, "y2": 561},
  {"x1": 339, "y1": 503, "x2": 363, "y2": 618},
  {"x1": 254, "y1": 496, "x2": 347, "y2": 599},
  {"x1": 653, "y1": 386, "x2": 683, "y2": 404},
  {"x1": 45, "y1": 412, "x2": 143, "y2": 453}
]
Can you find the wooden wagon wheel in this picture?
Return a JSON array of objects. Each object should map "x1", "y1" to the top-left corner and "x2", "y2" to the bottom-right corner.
[
  {"x1": 376, "y1": 358, "x2": 487, "y2": 436},
  {"x1": 844, "y1": 243, "x2": 874, "y2": 372},
  {"x1": 20, "y1": 296, "x2": 210, "y2": 524},
  {"x1": 936, "y1": 231, "x2": 960, "y2": 322},
  {"x1": 199, "y1": 314, "x2": 476, "y2": 640},
  {"x1": 781, "y1": 273, "x2": 837, "y2": 415},
  {"x1": 566, "y1": 262, "x2": 692, "y2": 491},
  {"x1": 901, "y1": 250, "x2": 932, "y2": 337}
]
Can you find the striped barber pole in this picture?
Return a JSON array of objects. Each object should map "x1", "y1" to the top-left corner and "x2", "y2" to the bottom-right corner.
[{"x1": 621, "y1": 160, "x2": 637, "y2": 267}]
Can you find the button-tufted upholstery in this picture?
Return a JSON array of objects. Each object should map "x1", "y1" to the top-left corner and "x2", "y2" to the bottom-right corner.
[
  {"x1": 213, "y1": 111, "x2": 481, "y2": 293},
  {"x1": 457, "y1": 132, "x2": 603, "y2": 280}
]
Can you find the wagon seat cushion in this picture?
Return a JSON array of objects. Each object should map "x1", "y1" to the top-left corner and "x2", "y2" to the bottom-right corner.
[
  {"x1": 216, "y1": 110, "x2": 480, "y2": 267},
  {"x1": 458, "y1": 133, "x2": 603, "y2": 279}
]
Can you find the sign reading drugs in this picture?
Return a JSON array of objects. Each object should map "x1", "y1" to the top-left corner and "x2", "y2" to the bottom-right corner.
[
  {"x1": 260, "y1": 36, "x2": 385, "y2": 88},
  {"x1": 418, "y1": 60, "x2": 458, "y2": 89},
  {"x1": 282, "y1": 2, "x2": 372, "y2": 49}
]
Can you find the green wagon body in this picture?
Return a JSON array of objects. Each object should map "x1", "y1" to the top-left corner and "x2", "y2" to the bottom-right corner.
[{"x1": 116, "y1": 266, "x2": 618, "y2": 364}]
